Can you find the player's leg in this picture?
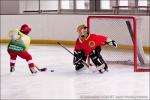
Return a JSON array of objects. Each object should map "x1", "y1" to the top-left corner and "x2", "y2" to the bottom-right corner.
[
  {"x1": 73, "y1": 50, "x2": 87, "y2": 71},
  {"x1": 89, "y1": 46, "x2": 108, "y2": 73},
  {"x1": 8, "y1": 51, "x2": 17, "y2": 72},
  {"x1": 18, "y1": 51, "x2": 37, "y2": 74}
]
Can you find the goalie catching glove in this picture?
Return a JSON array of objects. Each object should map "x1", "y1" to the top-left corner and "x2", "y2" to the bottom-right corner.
[{"x1": 105, "y1": 39, "x2": 117, "y2": 48}]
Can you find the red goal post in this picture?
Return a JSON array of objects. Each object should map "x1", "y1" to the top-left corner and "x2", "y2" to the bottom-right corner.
[{"x1": 87, "y1": 16, "x2": 150, "y2": 72}]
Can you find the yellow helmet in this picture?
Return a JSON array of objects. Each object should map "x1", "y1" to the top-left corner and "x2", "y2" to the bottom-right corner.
[{"x1": 77, "y1": 24, "x2": 87, "y2": 32}]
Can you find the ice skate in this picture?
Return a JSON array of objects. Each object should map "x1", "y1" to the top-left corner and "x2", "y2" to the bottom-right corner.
[
  {"x1": 10, "y1": 66, "x2": 15, "y2": 72},
  {"x1": 29, "y1": 67, "x2": 37, "y2": 74}
]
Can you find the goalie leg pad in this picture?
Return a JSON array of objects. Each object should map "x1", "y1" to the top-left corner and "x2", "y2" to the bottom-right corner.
[
  {"x1": 89, "y1": 46, "x2": 108, "y2": 72},
  {"x1": 75, "y1": 64, "x2": 87, "y2": 71},
  {"x1": 89, "y1": 46, "x2": 104, "y2": 66},
  {"x1": 73, "y1": 50, "x2": 87, "y2": 71}
]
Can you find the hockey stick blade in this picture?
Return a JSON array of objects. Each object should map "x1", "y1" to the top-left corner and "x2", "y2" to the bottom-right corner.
[
  {"x1": 39, "y1": 68, "x2": 47, "y2": 71},
  {"x1": 35, "y1": 66, "x2": 47, "y2": 72}
]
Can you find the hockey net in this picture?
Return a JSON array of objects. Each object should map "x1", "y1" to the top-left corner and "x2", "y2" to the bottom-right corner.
[{"x1": 87, "y1": 16, "x2": 150, "y2": 72}]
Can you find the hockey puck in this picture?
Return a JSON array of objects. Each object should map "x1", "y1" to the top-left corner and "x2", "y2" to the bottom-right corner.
[{"x1": 50, "y1": 70, "x2": 54, "y2": 72}]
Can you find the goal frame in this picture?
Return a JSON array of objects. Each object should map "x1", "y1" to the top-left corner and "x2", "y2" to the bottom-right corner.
[{"x1": 87, "y1": 15, "x2": 150, "y2": 72}]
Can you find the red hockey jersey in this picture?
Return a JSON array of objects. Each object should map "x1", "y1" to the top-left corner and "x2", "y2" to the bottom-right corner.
[{"x1": 74, "y1": 33, "x2": 107, "y2": 55}]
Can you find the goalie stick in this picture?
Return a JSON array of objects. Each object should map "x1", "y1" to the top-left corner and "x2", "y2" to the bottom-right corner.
[{"x1": 57, "y1": 42, "x2": 90, "y2": 68}]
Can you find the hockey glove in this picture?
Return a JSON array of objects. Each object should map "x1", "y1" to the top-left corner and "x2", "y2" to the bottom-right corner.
[{"x1": 105, "y1": 40, "x2": 117, "y2": 48}]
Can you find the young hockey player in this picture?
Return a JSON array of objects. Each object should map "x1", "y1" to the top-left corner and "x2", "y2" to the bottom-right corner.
[
  {"x1": 7, "y1": 24, "x2": 38, "y2": 74},
  {"x1": 73, "y1": 24, "x2": 117, "y2": 73}
]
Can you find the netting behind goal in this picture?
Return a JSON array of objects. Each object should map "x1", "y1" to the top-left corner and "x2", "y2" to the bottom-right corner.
[{"x1": 87, "y1": 16, "x2": 150, "y2": 72}]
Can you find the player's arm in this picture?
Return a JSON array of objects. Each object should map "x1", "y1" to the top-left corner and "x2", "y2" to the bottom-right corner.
[
  {"x1": 8, "y1": 29, "x2": 22, "y2": 41},
  {"x1": 96, "y1": 34, "x2": 117, "y2": 48}
]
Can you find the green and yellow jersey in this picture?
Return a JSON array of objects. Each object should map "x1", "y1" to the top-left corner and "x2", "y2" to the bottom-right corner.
[{"x1": 8, "y1": 29, "x2": 31, "y2": 52}]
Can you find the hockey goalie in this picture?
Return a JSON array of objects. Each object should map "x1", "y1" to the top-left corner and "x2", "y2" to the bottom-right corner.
[{"x1": 73, "y1": 24, "x2": 117, "y2": 73}]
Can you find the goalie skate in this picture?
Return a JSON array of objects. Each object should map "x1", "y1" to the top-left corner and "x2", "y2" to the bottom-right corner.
[{"x1": 96, "y1": 64, "x2": 108, "y2": 73}]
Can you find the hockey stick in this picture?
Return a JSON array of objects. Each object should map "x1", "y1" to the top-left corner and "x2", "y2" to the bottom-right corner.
[
  {"x1": 57, "y1": 42, "x2": 90, "y2": 68},
  {"x1": 35, "y1": 66, "x2": 47, "y2": 72}
]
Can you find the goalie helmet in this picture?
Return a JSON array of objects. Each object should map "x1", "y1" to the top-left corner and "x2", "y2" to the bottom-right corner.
[
  {"x1": 20, "y1": 24, "x2": 31, "y2": 35},
  {"x1": 77, "y1": 24, "x2": 87, "y2": 33}
]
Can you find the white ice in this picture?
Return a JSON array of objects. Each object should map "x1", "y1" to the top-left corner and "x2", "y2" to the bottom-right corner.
[{"x1": 1, "y1": 44, "x2": 149, "y2": 99}]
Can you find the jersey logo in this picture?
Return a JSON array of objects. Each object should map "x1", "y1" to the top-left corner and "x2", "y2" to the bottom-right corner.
[{"x1": 89, "y1": 41, "x2": 95, "y2": 47}]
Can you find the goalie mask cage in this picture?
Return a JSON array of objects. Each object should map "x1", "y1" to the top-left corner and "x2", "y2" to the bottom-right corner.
[{"x1": 87, "y1": 16, "x2": 150, "y2": 72}]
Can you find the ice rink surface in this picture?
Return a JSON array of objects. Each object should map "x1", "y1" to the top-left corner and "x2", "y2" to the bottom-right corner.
[{"x1": 1, "y1": 44, "x2": 150, "y2": 99}]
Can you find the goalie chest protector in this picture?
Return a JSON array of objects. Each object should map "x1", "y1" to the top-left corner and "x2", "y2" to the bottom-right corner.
[{"x1": 75, "y1": 33, "x2": 107, "y2": 55}]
